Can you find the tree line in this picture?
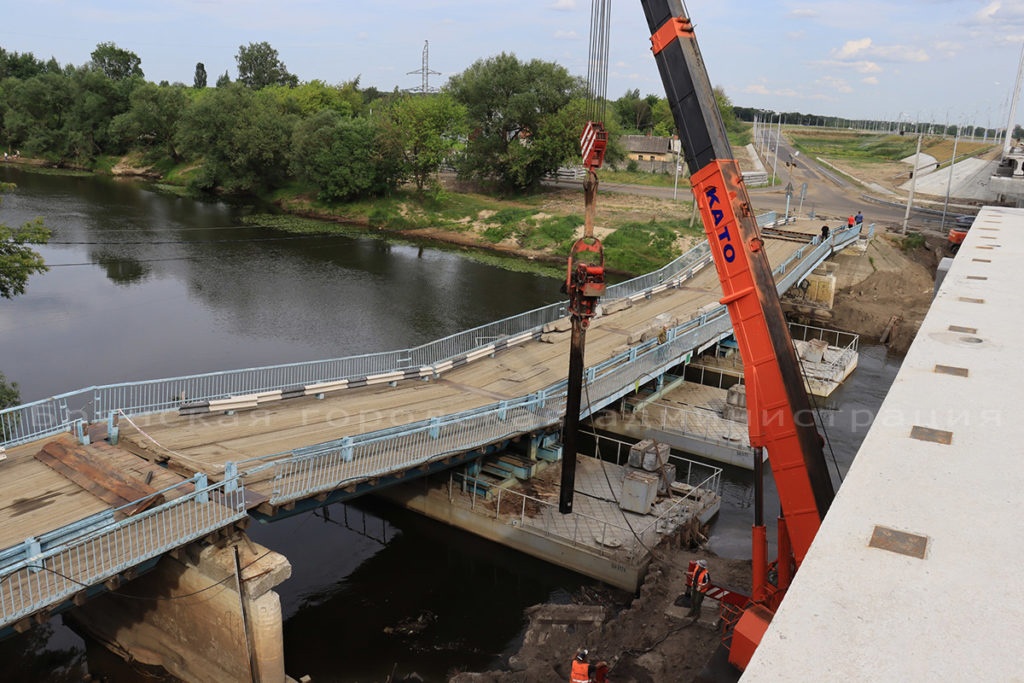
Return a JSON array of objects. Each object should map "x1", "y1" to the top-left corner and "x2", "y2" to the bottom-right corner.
[{"x1": 0, "y1": 41, "x2": 763, "y2": 200}]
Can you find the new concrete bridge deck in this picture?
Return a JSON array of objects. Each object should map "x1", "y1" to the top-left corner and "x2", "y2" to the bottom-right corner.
[{"x1": 743, "y1": 206, "x2": 1023, "y2": 681}]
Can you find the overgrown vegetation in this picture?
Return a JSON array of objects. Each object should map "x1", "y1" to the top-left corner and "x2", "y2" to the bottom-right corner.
[{"x1": 901, "y1": 232, "x2": 926, "y2": 251}]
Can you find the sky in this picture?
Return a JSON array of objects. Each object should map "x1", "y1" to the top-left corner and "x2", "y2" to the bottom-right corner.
[{"x1": 3, "y1": 0, "x2": 1024, "y2": 129}]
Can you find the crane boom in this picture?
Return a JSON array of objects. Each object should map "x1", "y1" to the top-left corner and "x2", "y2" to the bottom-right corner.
[
  {"x1": 641, "y1": 0, "x2": 834, "y2": 561},
  {"x1": 639, "y1": 0, "x2": 837, "y2": 669}
]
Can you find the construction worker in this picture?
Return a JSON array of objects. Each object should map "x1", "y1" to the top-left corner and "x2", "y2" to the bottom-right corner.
[
  {"x1": 571, "y1": 647, "x2": 591, "y2": 683},
  {"x1": 688, "y1": 559, "x2": 710, "y2": 618}
]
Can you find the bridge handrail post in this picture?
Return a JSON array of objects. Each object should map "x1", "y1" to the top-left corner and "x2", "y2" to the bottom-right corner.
[
  {"x1": 195, "y1": 473, "x2": 209, "y2": 503},
  {"x1": 224, "y1": 462, "x2": 239, "y2": 493},
  {"x1": 24, "y1": 537, "x2": 41, "y2": 574},
  {"x1": 107, "y1": 412, "x2": 119, "y2": 445}
]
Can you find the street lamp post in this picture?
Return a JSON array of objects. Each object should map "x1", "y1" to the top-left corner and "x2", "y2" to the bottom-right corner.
[
  {"x1": 902, "y1": 132, "x2": 923, "y2": 235},
  {"x1": 940, "y1": 127, "x2": 961, "y2": 231}
]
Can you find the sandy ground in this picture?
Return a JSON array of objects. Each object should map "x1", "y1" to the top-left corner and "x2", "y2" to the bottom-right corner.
[{"x1": 827, "y1": 236, "x2": 936, "y2": 354}]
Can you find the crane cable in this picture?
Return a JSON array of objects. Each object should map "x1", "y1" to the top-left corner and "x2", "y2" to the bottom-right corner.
[{"x1": 586, "y1": 0, "x2": 612, "y2": 124}]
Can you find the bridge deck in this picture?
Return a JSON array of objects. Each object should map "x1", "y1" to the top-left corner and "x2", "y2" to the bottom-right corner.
[
  {"x1": 116, "y1": 239, "x2": 804, "y2": 499},
  {"x1": 742, "y1": 207, "x2": 1024, "y2": 680}
]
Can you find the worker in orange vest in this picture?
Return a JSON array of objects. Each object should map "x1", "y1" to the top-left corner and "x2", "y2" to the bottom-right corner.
[
  {"x1": 571, "y1": 647, "x2": 592, "y2": 683},
  {"x1": 687, "y1": 559, "x2": 710, "y2": 618}
]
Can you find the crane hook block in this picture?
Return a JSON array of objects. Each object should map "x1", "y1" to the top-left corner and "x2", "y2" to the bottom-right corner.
[
  {"x1": 581, "y1": 121, "x2": 608, "y2": 170},
  {"x1": 565, "y1": 236, "x2": 606, "y2": 327}
]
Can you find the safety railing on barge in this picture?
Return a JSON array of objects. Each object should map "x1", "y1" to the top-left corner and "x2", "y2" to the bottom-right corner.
[
  {"x1": 457, "y1": 431, "x2": 722, "y2": 565},
  {"x1": 0, "y1": 474, "x2": 246, "y2": 630}
]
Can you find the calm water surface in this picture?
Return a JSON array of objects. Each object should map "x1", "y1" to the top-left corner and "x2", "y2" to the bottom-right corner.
[{"x1": 0, "y1": 167, "x2": 902, "y2": 681}]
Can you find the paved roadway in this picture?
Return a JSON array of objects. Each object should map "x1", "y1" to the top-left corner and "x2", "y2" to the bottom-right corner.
[{"x1": 553, "y1": 134, "x2": 948, "y2": 236}]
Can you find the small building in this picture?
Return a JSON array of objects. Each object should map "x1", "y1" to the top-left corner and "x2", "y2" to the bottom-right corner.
[{"x1": 620, "y1": 134, "x2": 677, "y2": 173}]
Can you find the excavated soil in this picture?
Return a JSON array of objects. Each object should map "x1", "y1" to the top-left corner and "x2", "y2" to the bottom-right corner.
[
  {"x1": 450, "y1": 541, "x2": 751, "y2": 683},
  {"x1": 828, "y1": 236, "x2": 938, "y2": 355}
]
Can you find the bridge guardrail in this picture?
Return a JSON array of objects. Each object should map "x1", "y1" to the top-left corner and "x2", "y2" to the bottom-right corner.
[
  {"x1": 0, "y1": 474, "x2": 246, "y2": 628},
  {"x1": 236, "y1": 222, "x2": 862, "y2": 506},
  {"x1": 242, "y1": 303, "x2": 737, "y2": 504},
  {"x1": 0, "y1": 215, "x2": 863, "y2": 631},
  {"x1": 0, "y1": 230, "x2": 717, "y2": 447}
]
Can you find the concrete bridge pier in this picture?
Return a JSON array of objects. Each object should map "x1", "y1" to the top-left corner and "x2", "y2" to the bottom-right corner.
[{"x1": 66, "y1": 532, "x2": 292, "y2": 682}]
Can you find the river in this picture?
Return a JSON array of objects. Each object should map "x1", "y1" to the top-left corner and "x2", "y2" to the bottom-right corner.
[{"x1": 0, "y1": 167, "x2": 902, "y2": 682}]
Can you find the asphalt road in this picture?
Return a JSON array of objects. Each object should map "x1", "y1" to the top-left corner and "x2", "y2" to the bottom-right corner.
[{"x1": 554, "y1": 135, "x2": 953, "y2": 238}]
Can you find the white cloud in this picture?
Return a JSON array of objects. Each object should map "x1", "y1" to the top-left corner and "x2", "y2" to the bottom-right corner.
[
  {"x1": 862, "y1": 76, "x2": 879, "y2": 85},
  {"x1": 873, "y1": 45, "x2": 929, "y2": 62},
  {"x1": 554, "y1": 30, "x2": 579, "y2": 39},
  {"x1": 741, "y1": 83, "x2": 797, "y2": 97},
  {"x1": 819, "y1": 75, "x2": 853, "y2": 94},
  {"x1": 789, "y1": 8, "x2": 818, "y2": 18},
  {"x1": 816, "y1": 59, "x2": 883, "y2": 74},
  {"x1": 977, "y1": 1, "x2": 1001, "y2": 21},
  {"x1": 550, "y1": 0, "x2": 576, "y2": 9},
  {"x1": 835, "y1": 38, "x2": 872, "y2": 59}
]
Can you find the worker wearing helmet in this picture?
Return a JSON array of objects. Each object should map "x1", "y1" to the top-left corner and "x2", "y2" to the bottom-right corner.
[
  {"x1": 570, "y1": 647, "x2": 591, "y2": 683},
  {"x1": 688, "y1": 559, "x2": 711, "y2": 618}
]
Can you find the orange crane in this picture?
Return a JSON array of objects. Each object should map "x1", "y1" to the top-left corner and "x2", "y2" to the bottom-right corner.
[{"x1": 639, "y1": 0, "x2": 836, "y2": 670}]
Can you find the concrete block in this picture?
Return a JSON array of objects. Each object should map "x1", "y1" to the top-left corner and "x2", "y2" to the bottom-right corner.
[{"x1": 620, "y1": 470, "x2": 659, "y2": 513}]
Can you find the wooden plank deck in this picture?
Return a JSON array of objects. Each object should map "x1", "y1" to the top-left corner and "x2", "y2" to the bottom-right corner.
[
  {"x1": 114, "y1": 240, "x2": 803, "y2": 494},
  {"x1": 0, "y1": 238, "x2": 806, "y2": 553}
]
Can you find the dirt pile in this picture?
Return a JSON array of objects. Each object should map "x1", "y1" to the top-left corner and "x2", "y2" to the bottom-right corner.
[
  {"x1": 450, "y1": 543, "x2": 750, "y2": 683},
  {"x1": 829, "y1": 235, "x2": 937, "y2": 354}
]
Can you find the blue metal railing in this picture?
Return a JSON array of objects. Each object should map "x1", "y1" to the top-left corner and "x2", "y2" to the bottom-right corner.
[
  {"x1": 0, "y1": 474, "x2": 246, "y2": 627},
  {"x1": 230, "y1": 222, "x2": 863, "y2": 506},
  {"x1": 0, "y1": 234, "x2": 716, "y2": 447},
  {"x1": 0, "y1": 215, "x2": 866, "y2": 629}
]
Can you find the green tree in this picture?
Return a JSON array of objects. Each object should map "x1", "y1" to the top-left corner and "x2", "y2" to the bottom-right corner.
[
  {"x1": 194, "y1": 62, "x2": 207, "y2": 89},
  {"x1": 448, "y1": 53, "x2": 585, "y2": 191},
  {"x1": 176, "y1": 84, "x2": 296, "y2": 192},
  {"x1": 0, "y1": 48, "x2": 58, "y2": 80},
  {"x1": 651, "y1": 97, "x2": 675, "y2": 137},
  {"x1": 613, "y1": 89, "x2": 655, "y2": 133},
  {"x1": 110, "y1": 82, "x2": 188, "y2": 161},
  {"x1": 3, "y1": 72, "x2": 76, "y2": 160},
  {"x1": 216, "y1": 70, "x2": 231, "y2": 88},
  {"x1": 89, "y1": 42, "x2": 143, "y2": 81},
  {"x1": 291, "y1": 111, "x2": 397, "y2": 202},
  {"x1": 714, "y1": 86, "x2": 741, "y2": 134},
  {"x1": 0, "y1": 372, "x2": 18, "y2": 410},
  {"x1": 382, "y1": 93, "x2": 467, "y2": 191},
  {"x1": 0, "y1": 182, "x2": 49, "y2": 298},
  {"x1": 236, "y1": 42, "x2": 298, "y2": 90}
]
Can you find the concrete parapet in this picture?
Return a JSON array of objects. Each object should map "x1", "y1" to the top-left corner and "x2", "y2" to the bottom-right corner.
[{"x1": 67, "y1": 533, "x2": 291, "y2": 682}]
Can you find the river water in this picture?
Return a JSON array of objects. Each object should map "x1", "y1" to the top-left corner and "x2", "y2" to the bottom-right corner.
[{"x1": 0, "y1": 167, "x2": 902, "y2": 682}]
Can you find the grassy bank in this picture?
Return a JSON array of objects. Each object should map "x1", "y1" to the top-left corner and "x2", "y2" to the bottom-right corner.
[{"x1": 267, "y1": 183, "x2": 704, "y2": 276}]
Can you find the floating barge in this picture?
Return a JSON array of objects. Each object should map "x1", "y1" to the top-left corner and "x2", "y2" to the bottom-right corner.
[
  {"x1": 593, "y1": 323, "x2": 859, "y2": 469},
  {"x1": 378, "y1": 433, "x2": 721, "y2": 591}
]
